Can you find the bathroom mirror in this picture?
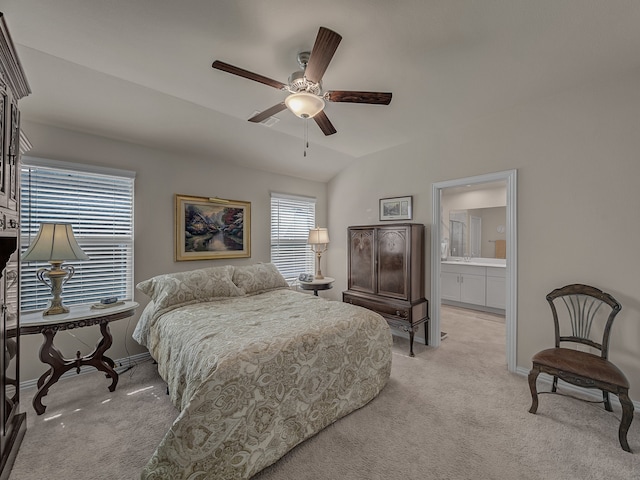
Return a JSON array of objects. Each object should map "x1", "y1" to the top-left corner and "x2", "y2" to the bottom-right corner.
[{"x1": 448, "y1": 207, "x2": 506, "y2": 258}]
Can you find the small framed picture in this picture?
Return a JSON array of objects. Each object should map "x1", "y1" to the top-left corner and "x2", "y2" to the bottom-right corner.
[{"x1": 379, "y1": 196, "x2": 413, "y2": 221}]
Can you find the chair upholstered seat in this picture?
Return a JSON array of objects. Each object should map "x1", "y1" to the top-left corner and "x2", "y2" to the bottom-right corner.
[{"x1": 532, "y1": 347, "x2": 629, "y2": 388}]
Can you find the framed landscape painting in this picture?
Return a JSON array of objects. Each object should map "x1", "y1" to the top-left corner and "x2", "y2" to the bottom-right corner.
[
  {"x1": 379, "y1": 195, "x2": 412, "y2": 221},
  {"x1": 175, "y1": 194, "x2": 251, "y2": 261}
]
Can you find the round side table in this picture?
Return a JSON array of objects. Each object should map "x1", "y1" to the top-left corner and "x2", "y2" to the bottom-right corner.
[{"x1": 299, "y1": 277, "x2": 335, "y2": 296}]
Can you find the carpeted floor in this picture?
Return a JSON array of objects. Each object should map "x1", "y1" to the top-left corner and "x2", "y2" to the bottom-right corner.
[{"x1": 8, "y1": 306, "x2": 640, "y2": 479}]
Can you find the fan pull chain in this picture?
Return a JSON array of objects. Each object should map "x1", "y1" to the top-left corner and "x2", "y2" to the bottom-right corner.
[{"x1": 304, "y1": 119, "x2": 309, "y2": 157}]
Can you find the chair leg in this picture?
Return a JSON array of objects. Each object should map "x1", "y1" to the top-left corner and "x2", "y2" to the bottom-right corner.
[
  {"x1": 618, "y1": 390, "x2": 634, "y2": 453},
  {"x1": 603, "y1": 391, "x2": 612, "y2": 412},
  {"x1": 528, "y1": 366, "x2": 540, "y2": 414}
]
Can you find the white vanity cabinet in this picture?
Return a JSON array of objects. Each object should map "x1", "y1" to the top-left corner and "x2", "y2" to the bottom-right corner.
[
  {"x1": 485, "y1": 267, "x2": 506, "y2": 309},
  {"x1": 441, "y1": 270, "x2": 462, "y2": 302},
  {"x1": 441, "y1": 261, "x2": 505, "y2": 312},
  {"x1": 440, "y1": 264, "x2": 486, "y2": 305}
]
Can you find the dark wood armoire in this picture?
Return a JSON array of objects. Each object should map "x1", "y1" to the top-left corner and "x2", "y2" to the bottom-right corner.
[
  {"x1": 0, "y1": 13, "x2": 30, "y2": 480},
  {"x1": 343, "y1": 223, "x2": 428, "y2": 356}
]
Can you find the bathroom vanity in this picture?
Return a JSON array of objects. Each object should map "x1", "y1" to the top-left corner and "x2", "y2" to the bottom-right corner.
[{"x1": 441, "y1": 258, "x2": 505, "y2": 313}]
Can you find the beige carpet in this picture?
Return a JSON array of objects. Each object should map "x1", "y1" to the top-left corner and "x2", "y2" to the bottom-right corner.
[{"x1": 9, "y1": 306, "x2": 640, "y2": 479}]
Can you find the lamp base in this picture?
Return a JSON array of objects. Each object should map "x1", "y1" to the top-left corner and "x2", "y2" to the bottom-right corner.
[
  {"x1": 314, "y1": 249, "x2": 326, "y2": 279},
  {"x1": 36, "y1": 262, "x2": 75, "y2": 316},
  {"x1": 43, "y1": 303, "x2": 70, "y2": 317}
]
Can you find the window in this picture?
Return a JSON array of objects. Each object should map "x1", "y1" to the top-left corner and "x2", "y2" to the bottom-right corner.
[
  {"x1": 20, "y1": 158, "x2": 135, "y2": 312},
  {"x1": 270, "y1": 193, "x2": 315, "y2": 283}
]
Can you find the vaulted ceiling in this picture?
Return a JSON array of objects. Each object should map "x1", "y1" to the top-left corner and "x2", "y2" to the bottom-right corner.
[{"x1": 4, "y1": 1, "x2": 640, "y2": 181}]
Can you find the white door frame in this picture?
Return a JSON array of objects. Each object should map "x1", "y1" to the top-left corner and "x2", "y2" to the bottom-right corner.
[{"x1": 430, "y1": 169, "x2": 518, "y2": 372}]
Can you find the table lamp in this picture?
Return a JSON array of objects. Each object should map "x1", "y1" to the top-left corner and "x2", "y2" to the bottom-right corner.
[
  {"x1": 21, "y1": 223, "x2": 89, "y2": 316},
  {"x1": 307, "y1": 227, "x2": 329, "y2": 279}
]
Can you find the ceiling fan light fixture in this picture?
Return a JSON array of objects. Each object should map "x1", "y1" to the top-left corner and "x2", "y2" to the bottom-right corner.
[{"x1": 285, "y1": 92, "x2": 325, "y2": 119}]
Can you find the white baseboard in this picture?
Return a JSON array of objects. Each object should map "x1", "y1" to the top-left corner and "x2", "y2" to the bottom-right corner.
[
  {"x1": 515, "y1": 366, "x2": 640, "y2": 411},
  {"x1": 19, "y1": 352, "x2": 153, "y2": 391}
]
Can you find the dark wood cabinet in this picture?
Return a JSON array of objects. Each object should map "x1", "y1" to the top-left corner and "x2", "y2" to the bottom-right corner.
[
  {"x1": 0, "y1": 13, "x2": 30, "y2": 480},
  {"x1": 343, "y1": 224, "x2": 428, "y2": 356}
]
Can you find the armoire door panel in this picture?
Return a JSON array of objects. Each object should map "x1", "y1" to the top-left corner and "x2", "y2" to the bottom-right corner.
[
  {"x1": 3, "y1": 256, "x2": 18, "y2": 430},
  {"x1": 348, "y1": 229, "x2": 375, "y2": 294},
  {"x1": 377, "y1": 228, "x2": 409, "y2": 300}
]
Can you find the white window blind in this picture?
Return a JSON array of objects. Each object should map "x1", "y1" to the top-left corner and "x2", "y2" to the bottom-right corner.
[
  {"x1": 20, "y1": 160, "x2": 135, "y2": 312},
  {"x1": 270, "y1": 193, "x2": 315, "y2": 283}
]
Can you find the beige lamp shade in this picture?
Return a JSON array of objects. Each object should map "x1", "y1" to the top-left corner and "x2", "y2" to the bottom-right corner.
[
  {"x1": 307, "y1": 227, "x2": 330, "y2": 245},
  {"x1": 22, "y1": 223, "x2": 90, "y2": 262}
]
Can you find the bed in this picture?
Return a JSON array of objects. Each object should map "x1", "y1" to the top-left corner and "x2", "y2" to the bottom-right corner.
[{"x1": 133, "y1": 263, "x2": 392, "y2": 479}]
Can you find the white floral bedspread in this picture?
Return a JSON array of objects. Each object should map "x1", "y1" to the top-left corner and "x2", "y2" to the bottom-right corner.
[{"x1": 140, "y1": 288, "x2": 392, "y2": 479}]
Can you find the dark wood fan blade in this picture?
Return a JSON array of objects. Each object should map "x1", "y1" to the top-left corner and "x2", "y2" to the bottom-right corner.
[
  {"x1": 305, "y1": 27, "x2": 342, "y2": 84},
  {"x1": 212, "y1": 60, "x2": 287, "y2": 90},
  {"x1": 248, "y1": 102, "x2": 287, "y2": 123},
  {"x1": 313, "y1": 110, "x2": 337, "y2": 136},
  {"x1": 325, "y1": 90, "x2": 392, "y2": 105}
]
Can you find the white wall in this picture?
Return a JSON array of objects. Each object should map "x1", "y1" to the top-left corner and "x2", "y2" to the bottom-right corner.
[
  {"x1": 326, "y1": 67, "x2": 640, "y2": 399},
  {"x1": 19, "y1": 120, "x2": 327, "y2": 383}
]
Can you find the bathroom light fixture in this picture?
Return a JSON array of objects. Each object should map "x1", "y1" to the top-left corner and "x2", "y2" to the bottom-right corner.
[
  {"x1": 307, "y1": 227, "x2": 330, "y2": 279},
  {"x1": 285, "y1": 92, "x2": 325, "y2": 119},
  {"x1": 21, "y1": 223, "x2": 90, "y2": 316}
]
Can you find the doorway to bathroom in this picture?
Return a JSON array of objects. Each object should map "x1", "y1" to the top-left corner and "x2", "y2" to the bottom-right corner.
[{"x1": 430, "y1": 170, "x2": 517, "y2": 372}]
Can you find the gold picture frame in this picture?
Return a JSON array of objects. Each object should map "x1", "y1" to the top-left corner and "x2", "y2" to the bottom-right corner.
[{"x1": 175, "y1": 194, "x2": 251, "y2": 261}]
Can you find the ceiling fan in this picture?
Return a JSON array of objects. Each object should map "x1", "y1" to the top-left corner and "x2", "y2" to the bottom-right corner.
[{"x1": 212, "y1": 26, "x2": 392, "y2": 136}]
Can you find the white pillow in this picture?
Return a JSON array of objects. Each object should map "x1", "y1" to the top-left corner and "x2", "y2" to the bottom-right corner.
[
  {"x1": 232, "y1": 263, "x2": 289, "y2": 294},
  {"x1": 136, "y1": 265, "x2": 244, "y2": 311}
]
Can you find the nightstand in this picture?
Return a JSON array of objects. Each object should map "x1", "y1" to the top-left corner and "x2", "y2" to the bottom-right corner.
[{"x1": 299, "y1": 277, "x2": 335, "y2": 296}]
